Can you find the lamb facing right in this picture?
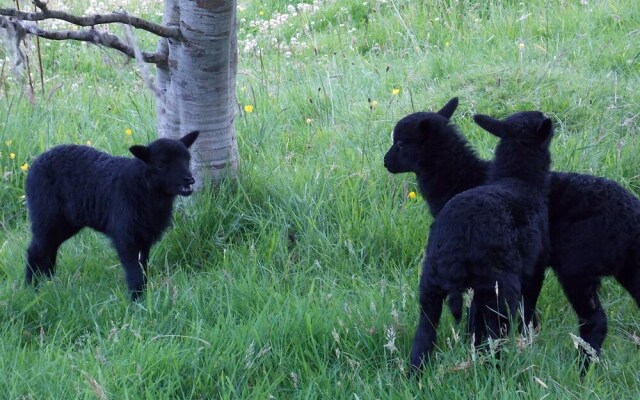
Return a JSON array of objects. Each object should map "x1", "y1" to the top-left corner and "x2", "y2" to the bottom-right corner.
[
  {"x1": 25, "y1": 131, "x2": 199, "y2": 301},
  {"x1": 409, "y1": 112, "x2": 553, "y2": 373}
]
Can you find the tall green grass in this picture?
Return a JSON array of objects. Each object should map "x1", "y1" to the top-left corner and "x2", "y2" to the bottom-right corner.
[{"x1": 1, "y1": 0, "x2": 639, "y2": 398}]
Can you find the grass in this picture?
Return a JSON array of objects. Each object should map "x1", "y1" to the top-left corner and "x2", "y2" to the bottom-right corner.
[{"x1": 1, "y1": 0, "x2": 640, "y2": 398}]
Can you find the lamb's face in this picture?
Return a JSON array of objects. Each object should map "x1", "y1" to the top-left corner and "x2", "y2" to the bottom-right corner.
[
  {"x1": 384, "y1": 114, "x2": 425, "y2": 173},
  {"x1": 384, "y1": 113, "x2": 452, "y2": 174},
  {"x1": 130, "y1": 131, "x2": 200, "y2": 196},
  {"x1": 147, "y1": 143, "x2": 195, "y2": 196},
  {"x1": 384, "y1": 97, "x2": 459, "y2": 174}
]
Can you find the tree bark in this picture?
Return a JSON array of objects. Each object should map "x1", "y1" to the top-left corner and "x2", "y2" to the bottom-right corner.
[
  {"x1": 156, "y1": 0, "x2": 181, "y2": 137},
  {"x1": 157, "y1": 0, "x2": 239, "y2": 184}
]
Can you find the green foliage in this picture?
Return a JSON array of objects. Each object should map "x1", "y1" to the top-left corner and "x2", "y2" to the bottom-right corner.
[{"x1": 1, "y1": 0, "x2": 640, "y2": 398}]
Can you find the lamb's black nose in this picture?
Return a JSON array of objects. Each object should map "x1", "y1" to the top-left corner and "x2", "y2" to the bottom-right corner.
[{"x1": 185, "y1": 175, "x2": 195, "y2": 185}]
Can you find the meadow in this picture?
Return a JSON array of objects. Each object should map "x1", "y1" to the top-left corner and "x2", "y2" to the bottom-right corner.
[{"x1": 1, "y1": 0, "x2": 639, "y2": 398}]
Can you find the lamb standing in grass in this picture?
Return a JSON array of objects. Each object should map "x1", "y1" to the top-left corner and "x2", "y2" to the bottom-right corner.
[
  {"x1": 546, "y1": 172, "x2": 640, "y2": 370},
  {"x1": 404, "y1": 111, "x2": 553, "y2": 372},
  {"x1": 25, "y1": 130, "x2": 199, "y2": 301},
  {"x1": 385, "y1": 99, "x2": 640, "y2": 371},
  {"x1": 384, "y1": 98, "x2": 541, "y2": 327}
]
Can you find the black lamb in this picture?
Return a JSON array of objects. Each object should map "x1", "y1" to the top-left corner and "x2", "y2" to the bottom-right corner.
[
  {"x1": 384, "y1": 99, "x2": 543, "y2": 328},
  {"x1": 385, "y1": 98, "x2": 640, "y2": 371},
  {"x1": 25, "y1": 130, "x2": 199, "y2": 301},
  {"x1": 405, "y1": 111, "x2": 554, "y2": 372}
]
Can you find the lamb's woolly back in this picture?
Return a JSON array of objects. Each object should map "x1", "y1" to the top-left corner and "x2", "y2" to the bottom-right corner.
[{"x1": 384, "y1": 97, "x2": 489, "y2": 216}]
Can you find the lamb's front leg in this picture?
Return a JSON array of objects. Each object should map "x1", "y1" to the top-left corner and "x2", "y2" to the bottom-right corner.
[
  {"x1": 409, "y1": 281, "x2": 445, "y2": 374},
  {"x1": 115, "y1": 241, "x2": 147, "y2": 301}
]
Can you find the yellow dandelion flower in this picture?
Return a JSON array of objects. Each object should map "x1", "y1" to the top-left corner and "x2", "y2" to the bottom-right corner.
[
  {"x1": 244, "y1": 104, "x2": 254, "y2": 113},
  {"x1": 305, "y1": 118, "x2": 313, "y2": 124},
  {"x1": 518, "y1": 42, "x2": 525, "y2": 49},
  {"x1": 370, "y1": 100, "x2": 378, "y2": 109},
  {"x1": 392, "y1": 88, "x2": 400, "y2": 95},
  {"x1": 259, "y1": 10, "x2": 264, "y2": 16},
  {"x1": 408, "y1": 191, "x2": 417, "y2": 200},
  {"x1": 5, "y1": 140, "x2": 12, "y2": 146},
  {"x1": 125, "y1": 128, "x2": 133, "y2": 136},
  {"x1": 20, "y1": 163, "x2": 29, "y2": 171},
  {"x1": 9, "y1": 152, "x2": 16, "y2": 159},
  {"x1": 86, "y1": 140, "x2": 93, "y2": 146},
  {"x1": 445, "y1": 41, "x2": 451, "y2": 47}
]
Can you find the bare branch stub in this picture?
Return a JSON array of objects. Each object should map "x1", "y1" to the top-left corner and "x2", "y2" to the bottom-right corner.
[
  {"x1": 0, "y1": 15, "x2": 28, "y2": 68},
  {"x1": 32, "y1": 0, "x2": 49, "y2": 12},
  {"x1": 0, "y1": 4, "x2": 180, "y2": 39}
]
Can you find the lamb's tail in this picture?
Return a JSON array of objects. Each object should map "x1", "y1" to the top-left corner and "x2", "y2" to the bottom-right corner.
[
  {"x1": 635, "y1": 238, "x2": 640, "y2": 266},
  {"x1": 448, "y1": 291, "x2": 463, "y2": 323}
]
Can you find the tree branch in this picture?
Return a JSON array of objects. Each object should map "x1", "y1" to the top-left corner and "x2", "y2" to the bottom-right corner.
[
  {"x1": 0, "y1": 1, "x2": 180, "y2": 39},
  {"x1": 33, "y1": 27, "x2": 167, "y2": 65},
  {"x1": 0, "y1": 15, "x2": 167, "y2": 65}
]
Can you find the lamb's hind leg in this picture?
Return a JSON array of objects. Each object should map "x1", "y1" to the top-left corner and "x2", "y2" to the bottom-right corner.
[
  {"x1": 521, "y1": 259, "x2": 547, "y2": 330},
  {"x1": 409, "y1": 281, "x2": 445, "y2": 375},
  {"x1": 559, "y1": 275, "x2": 606, "y2": 374},
  {"x1": 26, "y1": 221, "x2": 80, "y2": 286},
  {"x1": 476, "y1": 274, "x2": 521, "y2": 353},
  {"x1": 615, "y1": 264, "x2": 640, "y2": 310}
]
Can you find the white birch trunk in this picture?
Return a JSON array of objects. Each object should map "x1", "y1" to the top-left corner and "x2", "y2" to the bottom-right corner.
[
  {"x1": 156, "y1": 0, "x2": 180, "y2": 137},
  {"x1": 156, "y1": 0, "x2": 239, "y2": 184}
]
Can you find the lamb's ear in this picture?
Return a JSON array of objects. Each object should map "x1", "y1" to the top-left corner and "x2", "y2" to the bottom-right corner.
[
  {"x1": 473, "y1": 114, "x2": 505, "y2": 138},
  {"x1": 536, "y1": 118, "x2": 554, "y2": 147},
  {"x1": 179, "y1": 130, "x2": 200, "y2": 148},
  {"x1": 129, "y1": 145, "x2": 151, "y2": 162},
  {"x1": 437, "y1": 97, "x2": 459, "y2": 120}
]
